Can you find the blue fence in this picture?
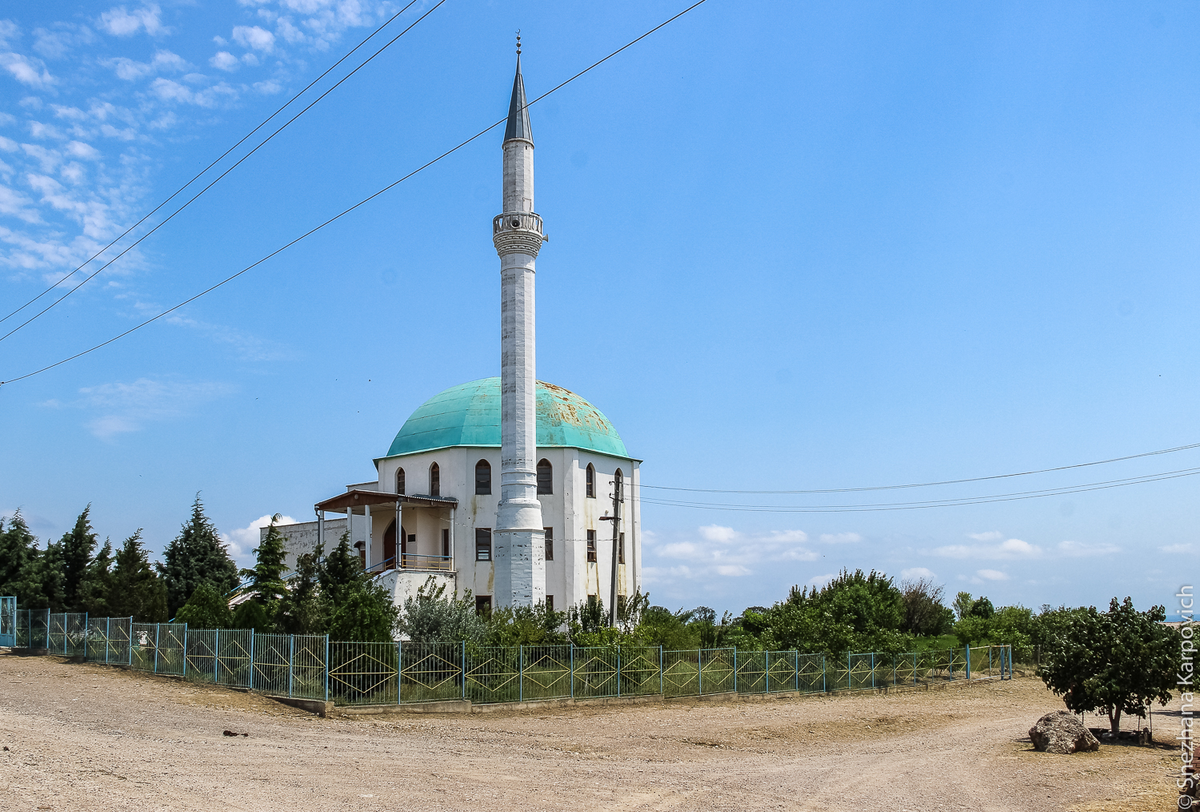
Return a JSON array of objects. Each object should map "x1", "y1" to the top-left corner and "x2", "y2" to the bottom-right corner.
[{"x1": 8, "y1": 606, "x2": 1011, "y2": 707}]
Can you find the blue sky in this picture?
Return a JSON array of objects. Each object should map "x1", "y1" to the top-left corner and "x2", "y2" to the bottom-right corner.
[{"x1": 1, "y1": 1, "x2": 1196, "y2": 618}]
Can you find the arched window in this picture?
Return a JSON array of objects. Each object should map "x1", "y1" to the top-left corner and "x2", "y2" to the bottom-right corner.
[
  {"x1": 586, "y1": 463, "x2": 595, "y2": 498},
  {"x1": 429, "y1": 462, "x2": 440, "y2": 497},
  {"x1": 537, "y1": 459, "x2": 552, "y2": 495},
  {"x1": 475, "y1": 459, "x2": 491, "y2": 495},
  {"x1": 615, "y1": 468, "x2": 624, "y2": 503},
  {"x1": 395, "y1": 468, "x2": 405, "y2": 495}
]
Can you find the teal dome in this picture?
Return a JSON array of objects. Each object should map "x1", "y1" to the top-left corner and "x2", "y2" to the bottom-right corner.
[{"x1": 386, "y1": 378, "x2": 628, "y2": 458}]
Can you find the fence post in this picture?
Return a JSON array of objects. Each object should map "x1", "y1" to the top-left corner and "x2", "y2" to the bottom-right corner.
[
  {"x1": 571, "y1": 645, "x2": 576, "y2": 700},
  {"x1": 764, "y1": 651, "x2": 769, "y2": 694},
  {"x1": 182, "y1": 624, "x2": 189, "y2": 679},
  {"x1": 965, "y1": 644, "x2": 971, "y2": 681},
  {"x1": 324, "y1": 635, "x2": 329, "y2": 703},
  {"x1": 616, "y1": 646, "x2": 621, "y2": 699},
  {"x1": 732, "y1": 647, "x2": 737, "y2": 694},
  {"x1": 794, "y1": 650, "x2": 799, "y2": 693},
  {"x1": 698, "y1": 650, "x2": 703, "y2": 697},
  {"x1": 288, "y1": 635, "x2": 295, "y2": 698},
  {"x1": 871, "y1": 652, "x2": 875, "y2": 690},
  {"x1": 460, "y1": 640, "x2": 466, "y2": 700},
  {"x1": 396, "y1": 640, "x2": 402, "y2": 705},
  {"x1": 988, "y1": 645, "x2": 993, "y2": 677},
  {"x1": 215, "y1": 628, "x2": 221, "y2": 684},
  {"x1": 519, "y1": 645, "x2": 524, "y2": 703},
  {"x1": 822, "y1": 654, "x2": 826, "y2": 694},
  {"x1": 105, "y1": 617, "x2": 110, "y2": 664},
  {"x1": 658, "y1": 646, "x2": 663, "y2": 696},
  {"x1": 249, "y1": 630, "x2": 256, "y2": 691},
  {"x1": 45, "y1": 608, "x2": 49, "y2": 650},
  {"x1": 82, "y1": 612, "x2": 88, "y2": 658},
  {"x1": 128, "y1": 617, "x2": 133, "y2": 666}
]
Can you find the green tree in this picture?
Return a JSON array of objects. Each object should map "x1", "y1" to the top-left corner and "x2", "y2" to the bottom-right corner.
[
  {"x1": 78, "y1": 539, "x2": 115, "y2": 616},
  {"x1": 1039, "y1": 597, "x2": 1183, "y2": 737},
  {"x1": 174, "y1": 582, "x2": 233, "y2": 629},
  {"x1": 953, "y1": 591, "x2": 974, "y2": 621},
  {"x1": 276, "y1": 547, "x2": 325, "y2": 634},
  {"x1": 486, "y1": 602, "x2": 568, "y2": 646},
  {"x1": 232, "y1": 522, "x2": 288, "y2": 631},
  {"x1": 60, "y1": 506, "x2": 99, "y2": 611},
  {"x1": 968, "y1": 596, "x2": 995, "y2": 619},
  {"x1": 108, "y1": 531, "x2": 168, "y2": 622},
  {"x1": 395, "y1": 576, "x2": 485, "y2": 643},
  {"x1": 989, "y1": 605, "x2": 1035, "y2": 660},
  {"x1": 159, "y1": 495, "x2": 239, "y2": 616},
  {"x1": 319, "y1": 534, "x2": 398, "y2": 642},
  {"x1": 953, "y1": 614, "x2": 991, "y2": 646},
  {"x1": 900, "y1": 577, "x2": 955, "y2": 636},
  {"x1": 37, "y1": 541, "x2": 67, "y2": 611},
  {"x1": 0, "y1": 512, "x2": 47, "y2": 608},
  {"x1": 633, "y1": 605, "x2": 699, "y2": 650}
]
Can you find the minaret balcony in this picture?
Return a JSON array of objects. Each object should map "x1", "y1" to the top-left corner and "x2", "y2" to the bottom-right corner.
[{"x1": 492, "y1": 211, "x2": 545, "y2": 258}]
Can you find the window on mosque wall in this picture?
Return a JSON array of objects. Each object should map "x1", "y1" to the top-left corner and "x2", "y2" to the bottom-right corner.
[
  {"x1": 396, "y1": 468, "x2": 405, "y2": 495},
  {"x1": 615, "y1": 468, "x2": 624, "y2": 502},
  {"x1": 537, "y1": 459, "x2": 552, "y2": 495},
  {"x1": 429, "y1": 462, "x2": 440, "y2": 497},
  {"x1": 586, "y1": 529, "x2": 597, "y2": 562},
  {"x1": 586, "y1": 464, "x2": 595, "y2": 498},
  {"x1": 475, "y1": 459, "x2": 491, "y2": 495},
  {"x1": 442, "y1": 529, "x2": 450, "y2": 559},
  {"x1": 619, "y1": 532, "x2": 625, "y2": 565},
  {"x1": 544, "y1": 527, "x2": 553, "y2": 561},
  {"x1": 545, "y1": 595, "x2": 554, "y2": 612},
  {"x1": 475, "y1": 595, "x2": 492, "y2": 617},
  {"x1": 475, "y1": 528, "x2": 492, "y2": 562}
]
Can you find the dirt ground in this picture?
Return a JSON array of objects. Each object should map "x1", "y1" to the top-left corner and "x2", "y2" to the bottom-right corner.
[{"x1": 0, "y1": 654, "x2": 1183, "y2": 812}]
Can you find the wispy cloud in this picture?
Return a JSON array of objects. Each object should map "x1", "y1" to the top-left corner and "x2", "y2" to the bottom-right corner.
[
  {"x1": 650, "y1": 523, "x2": 823, "y2": 580},
  {"x1": 98, "y1": 4, "x2": 169, "y2": 38},
  {"x1": 933, "y1": 535, "x2": 1041, "y2": 560},
  {"x1": 45, "y1": 377, "x2": 236, "y2": 439},
  {"x1": 1057, "y1": 540, "x2": 1120, "y2": 557},
  {"x1": 900, "y1": 566, "x2": 936, "y2": 581},
  {"x1": 976, "y1": 569, "x2": 1009, "y2": 581}
]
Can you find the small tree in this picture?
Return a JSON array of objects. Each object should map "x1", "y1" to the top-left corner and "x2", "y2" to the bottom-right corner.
[
  {"x1": 0, "y1": 512, "x2": 47, "y2": 608},
  {"x1": 60, "y1": 506, "x2": 99, "y2": 611},
  {"x1": 319, "y1": 534, "x2": 398, "y2": 642},
  {"x1": 232, "y1": 522, "x2": 288, "y2": 630},
  {"x1": 901, "y1": 577, "x2": 955, "y2": 636},
  {"x1": 953, "y1": 591, "x2": 974, "y2": 621},
  {"x1": 277, "y1": 548, "x2": 325, "y2": 634},
  {"x1": 78, "y1": 539, "x2": 115, "y2": 616},
  {"x1": 1040, "y1": 597, "x2": 1183, "y2": 737},
  {"x1": 174, "y1": 582, "x2": 233, "y2": 629},
  {"x1": 396, "y1": 576, "x2": 486, "y2": 643}
]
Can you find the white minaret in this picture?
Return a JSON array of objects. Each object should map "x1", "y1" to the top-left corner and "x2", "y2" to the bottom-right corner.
[{"x1": 492, "y1": 41, "x2": 546, "y2": 608}]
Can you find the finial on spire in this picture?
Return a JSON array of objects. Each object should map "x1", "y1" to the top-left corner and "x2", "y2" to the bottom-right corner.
[{"x1": 516, "y1": 30, "x2": 521, "y2": 55}]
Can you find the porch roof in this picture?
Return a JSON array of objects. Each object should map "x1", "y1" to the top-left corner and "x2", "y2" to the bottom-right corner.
[{"x1": 314, "y1": 489, "x2": 458, "y2": 513}]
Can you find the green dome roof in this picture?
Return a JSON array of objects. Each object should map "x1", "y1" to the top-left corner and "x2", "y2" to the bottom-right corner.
[{"x1": 386, "y1": 378, "x2": 628, "y2": 458}]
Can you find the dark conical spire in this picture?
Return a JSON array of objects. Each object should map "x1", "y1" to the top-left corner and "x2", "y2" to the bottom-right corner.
[{"x1": 504, "y1": 50, "x2": 533, "y2": 144}]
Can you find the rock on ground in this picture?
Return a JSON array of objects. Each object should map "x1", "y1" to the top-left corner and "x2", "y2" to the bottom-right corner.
[{"x1": 1028, "y1": 709, "x2": 1101, "y2": 754}]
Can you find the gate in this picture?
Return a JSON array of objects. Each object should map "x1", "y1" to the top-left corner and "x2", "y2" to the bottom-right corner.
[{"x1": 0, "y1": 597, "x2": 15, "y2": 647}]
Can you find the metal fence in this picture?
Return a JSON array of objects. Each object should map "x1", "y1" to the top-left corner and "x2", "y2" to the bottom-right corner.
[{"x1": 9, "y1": 607, "x2": 1010, "y2": 707}]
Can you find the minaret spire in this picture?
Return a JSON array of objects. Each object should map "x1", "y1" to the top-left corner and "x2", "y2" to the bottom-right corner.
[{"x1": 492, "y1": 45, "x2": 545, "y2": 609}]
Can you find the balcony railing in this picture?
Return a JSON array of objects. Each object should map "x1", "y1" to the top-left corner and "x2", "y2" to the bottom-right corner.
[{"x1": 367, "y1": 554, "x2": 454, "y2": 575}]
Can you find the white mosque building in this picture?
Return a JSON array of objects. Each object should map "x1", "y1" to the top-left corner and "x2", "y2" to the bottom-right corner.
[{"x1": 272, "y1": 50, "x2": 641, "y2": 616}]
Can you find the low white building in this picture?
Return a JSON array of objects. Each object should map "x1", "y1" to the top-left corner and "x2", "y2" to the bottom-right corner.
[{"x1": 275, "y1": 377, "x2": 641, "y2": 614}]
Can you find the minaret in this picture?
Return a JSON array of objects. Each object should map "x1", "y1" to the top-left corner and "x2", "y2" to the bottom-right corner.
[{"x1": 492, "y1": 38, "x2": 545, "y2": 608}]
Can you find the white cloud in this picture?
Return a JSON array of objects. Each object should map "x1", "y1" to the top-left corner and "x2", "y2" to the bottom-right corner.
[
  {"x1": 976, "y1": 569, "x2": 1009, "y2": 581},
  {"x1": 968, "y1": 531, "x2": 1004, "y2": 542},
  {"x1": 900, "y1": 567, "x2": 936, "y2": 581},
  {"x1": 150, "y1": 77, "x2": 238, "y2": 107},
  {"x1": 210, "y1": 51, "x2": 239, "y2": 71},
  {"x1": 698, "y1": 524, "x2": 738, "y2": 543},
  {"x1": 165, "y1": 315, "x2": 291, "y2": 361},
  {"x1": 232, "y1": 25, "x2": 276, "y2": 52},
  {"x1": 819, "y1": 532, "x2": 861, "y2": 544},
  {"x1": 1057, "y1": 540, "x2": 1120, "y2": 558},
  {"x1": 104, "y1": 49, "x2": 186, "y2": 80},
  {"x1": 65, "y1": 140, "x2": 100, "y2": 160},
  {"x1": 1160, "y1": 543, "x2": 1195, "y2": 555},
  {"x1": 933, "y1": 535, "x2": 1042, "y2": 560},
  {"x1": 0, "y1": 184, "x2": 42, "y2": 223},
  {"x1": 806, "y1": 573, "x2": 836, "y2": 589},
  {"x1": 714, "y1": 564, "x2": 751, "y2": 577},
  {"x1": 0, "y1": 52, "x2": 55, "y2": 88},
  {"x1": 99, "y1": 4, "x2": 167, "y2": 37},
  {"x1": 221, "y1": 514, "x2": 298, "y2": 565}
]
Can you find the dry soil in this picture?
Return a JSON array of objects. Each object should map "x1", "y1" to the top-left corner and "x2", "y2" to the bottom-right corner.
[{"x1": 0, "y1": 654, "x2": 1183, "y2": 811}]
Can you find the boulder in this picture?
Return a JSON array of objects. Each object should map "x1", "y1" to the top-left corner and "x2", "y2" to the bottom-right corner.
[{"x1": 1029, "y1": 710, "x2": 1101, "y2": 754}]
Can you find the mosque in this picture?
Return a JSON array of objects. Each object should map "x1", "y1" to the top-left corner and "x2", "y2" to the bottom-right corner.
[{"x1": 272, "y1": 49, "x2": 641, "y2": 617}]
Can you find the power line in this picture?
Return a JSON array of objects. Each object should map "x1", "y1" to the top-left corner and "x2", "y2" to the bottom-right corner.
[
  {"x1": 637, "y1": 465, "x2": 1200, "y2": 513},
  {"x1": 639, "y1": 440, "x2": 1200, "y2": 494},
  {"x1": 0, "y1": 0, "x2": 711, "y2": 387},
  {"x1": 0, "y1": 0, "x2": 440, "y2": 342}
]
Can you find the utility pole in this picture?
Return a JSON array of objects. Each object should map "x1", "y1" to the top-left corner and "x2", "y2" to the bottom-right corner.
[{"x1": 600, "y1": 472, "x2": 623, "y2": 627}]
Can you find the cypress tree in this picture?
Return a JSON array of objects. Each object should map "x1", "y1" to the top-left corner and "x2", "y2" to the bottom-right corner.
[
  {"x1": 0, "y1": 512, "x2": 46, "y2": 608},
  {"x1": 79, "y1": 539, "x2": 115, "y2": 616},
  {"x1": 231, "y1": 522, "x2": 288, "y2": 630},
  {"x1": 109, "y1": 531, "x2": 168, "y2": 622},
  {"x1": 60, "y1": 506, "x2": 98, "y2": 611},
  {"x1": 159, "y1": 495, "x2": 239, "y2": 617}
]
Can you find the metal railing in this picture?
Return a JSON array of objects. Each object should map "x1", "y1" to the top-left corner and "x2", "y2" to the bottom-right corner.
[
  {"x1": 366, "y1": 554, "x2": 454, "y2": 575},
  {"x1": 8, "y1": 607, "x2": 1012, "y2": 708}
]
